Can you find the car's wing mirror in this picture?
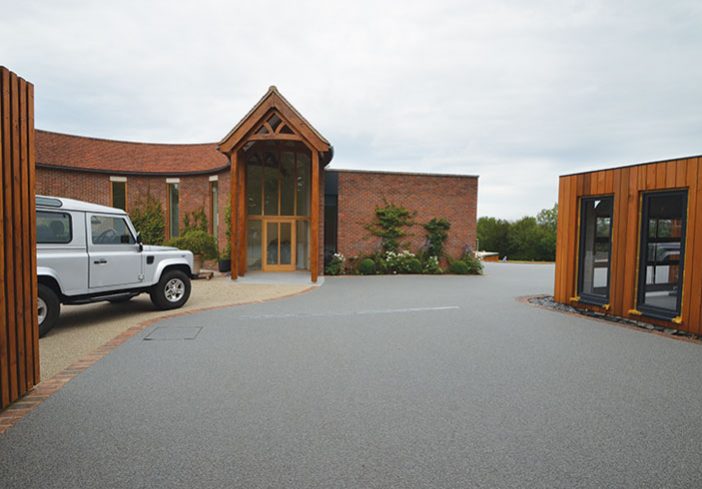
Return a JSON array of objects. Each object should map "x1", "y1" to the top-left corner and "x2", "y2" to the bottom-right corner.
[{"x1": 136, "y1": 232, "x2": 144, "y2": 252}]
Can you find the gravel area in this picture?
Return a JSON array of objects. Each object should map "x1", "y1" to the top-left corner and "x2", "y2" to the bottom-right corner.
[
  {"x1": 527, "y1": 294, "x2": 700, "y2": 341},
  {"x1": 39, "y1": 276, "x2": 311, "y2": 380}
]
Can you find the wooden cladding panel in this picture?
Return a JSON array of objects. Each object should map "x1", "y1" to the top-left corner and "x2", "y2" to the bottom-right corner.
[
  {"x1": 0, "y1": 66, "x2": 39, "y2": 410},
  {"x1": 554, "y1": 157, "x2": 702, "y2": 335}
]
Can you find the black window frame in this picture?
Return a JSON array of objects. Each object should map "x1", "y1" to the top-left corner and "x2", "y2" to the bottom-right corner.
[
  {"x1": 577, "y1": 195, "x2": 614, "y2": 306},
  {"x1": 36, "y1": 210, "x2": 73, "y2": 244},
  {"x1": 637, "y1": 190, "x2": 688, "y2": 320}
]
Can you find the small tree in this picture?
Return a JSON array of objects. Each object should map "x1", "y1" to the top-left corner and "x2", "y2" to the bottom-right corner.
[
  {"x1": 130, "y1": 193, "x2": 165, "y2": 245},
  {"x1": 365, "y1": 201, "x2": 415, "y2": 253},
  {"x1": 424, "y1": 218, "x2": 451, "y2": 258}
]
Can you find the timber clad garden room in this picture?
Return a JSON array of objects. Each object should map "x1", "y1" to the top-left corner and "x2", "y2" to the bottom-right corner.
[
  {"x1": 555, "y1": 155, "x2": 702, "y2": 336},
  {"x1": 34, "y1": 87, "x2": 479, "y2": 283}
]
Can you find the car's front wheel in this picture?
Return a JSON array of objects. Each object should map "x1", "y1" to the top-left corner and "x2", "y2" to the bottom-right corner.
[
  {"x1": 149, "y1": 269, "x2": 191, "y2": 310},
  {"x1": 38, "y1": 283, "x2": 61, "y2": 337}
]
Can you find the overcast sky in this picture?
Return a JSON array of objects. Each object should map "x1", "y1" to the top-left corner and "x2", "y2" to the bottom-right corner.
[{"x1": 2, "y1": 0, "x2": 701, "y2": 218}]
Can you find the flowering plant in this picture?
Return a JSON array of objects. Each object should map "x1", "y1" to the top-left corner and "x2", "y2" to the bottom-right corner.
[{"x1": 325, "y1": 252, "x2": 346, "y2": 275}]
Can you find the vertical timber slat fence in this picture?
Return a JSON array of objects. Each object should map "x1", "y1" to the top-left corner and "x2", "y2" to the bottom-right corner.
[{"x1": 0, "y1": 66, "x2": 39, "y2": 410}]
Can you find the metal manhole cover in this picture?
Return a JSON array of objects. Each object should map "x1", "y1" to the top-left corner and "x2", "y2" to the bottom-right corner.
[{"x1": 144, "y1": 326, "x2": 202, "y2": 341}]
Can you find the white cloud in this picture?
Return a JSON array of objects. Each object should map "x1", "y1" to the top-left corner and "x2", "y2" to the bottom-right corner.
[{"x1": 2, "y1": 0, "x2": 701, "y2": 218}]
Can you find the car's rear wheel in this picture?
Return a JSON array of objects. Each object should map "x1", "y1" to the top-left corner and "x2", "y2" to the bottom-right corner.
[
  {"x1": 150, "y1": 270, "x2": 191, "y2": 310},
  {"x1": 38, "y1": 283, "x2": 60, "y2": 337}
]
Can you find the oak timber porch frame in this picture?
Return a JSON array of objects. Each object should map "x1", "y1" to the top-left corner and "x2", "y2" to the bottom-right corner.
[{"x1": 217, "y1": 86, "x2": 332, "y2": 282}]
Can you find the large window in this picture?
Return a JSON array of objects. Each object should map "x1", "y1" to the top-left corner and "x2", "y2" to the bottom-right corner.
[
  {"x1": 210, "y1": 180, "x2": 219, "y2": 235},
  {"x1": 578, "y1": 197, "x2": 613, "y2": 305},
  {"x1": 637, "y1": 191, "x2": 687, "y2": 319},
  {"x1": 168, "y1": 182, "x2": 179, "y2": 238},
  {"x1": 110, "y1": 178, "x2": 127, "y2": 210},
  {"x1": 245, "y1": 147, "x2": 310, "y2": 217}
]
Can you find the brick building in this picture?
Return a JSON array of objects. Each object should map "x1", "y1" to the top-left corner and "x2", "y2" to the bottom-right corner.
[{"x1": 36, "y1": 87, "x2": 478, "y2": 281}]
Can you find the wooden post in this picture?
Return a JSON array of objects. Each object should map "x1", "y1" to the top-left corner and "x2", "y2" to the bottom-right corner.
[
  {"x1": 310, "y1": 150, "x2": 319, "y2": 283},
  {"x1": 238, "y1": 159, "x2": 246, "y2": 275},
  {"x1": 229, "y1": 150, "x2": 238, "y2": 280},
  {"x1": 0, "y1": 66, "x2": 39, "y2": 409}
]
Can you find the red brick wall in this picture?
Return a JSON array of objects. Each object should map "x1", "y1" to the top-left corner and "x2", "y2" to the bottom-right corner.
[
  {"x1": 335, "y1": 170, "x2": 478, "y2": 260},
  {"x1": 36, "y1": 168, "x2": 229, "y2": 250}
]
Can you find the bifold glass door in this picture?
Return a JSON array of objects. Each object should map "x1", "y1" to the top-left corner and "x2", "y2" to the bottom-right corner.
[
  {"x1": 637, "y1": 191, "x2": 687, "y2": 319},
  {"x1": 578, "y1": 197, "x2": 613, "y2": 305}
]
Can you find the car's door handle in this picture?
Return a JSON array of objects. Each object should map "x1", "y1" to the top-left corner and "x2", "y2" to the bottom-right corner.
[{"x1": 93, "y1": 259, "x2": 107, "y2": 265}]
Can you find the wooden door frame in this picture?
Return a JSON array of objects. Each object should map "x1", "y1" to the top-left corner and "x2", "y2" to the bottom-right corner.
[{"x1": 261, "y1": 217, "x2": 297, "y2": 272}]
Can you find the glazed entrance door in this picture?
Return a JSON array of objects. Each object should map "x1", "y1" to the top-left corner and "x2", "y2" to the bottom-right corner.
[{"x1": 263, "y1": 219, "x2": 295, "y2": 271}]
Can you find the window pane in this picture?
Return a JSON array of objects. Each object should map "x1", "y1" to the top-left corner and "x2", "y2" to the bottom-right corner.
[
  {"x1": 263, "y1": 151, "x2": 279, "y2": 215},
  {"x1": 37, "y1": 211, "x2": 72, "y2": 244},
  {"x1": 169, "y1": 183, "x2": 179, "y2": 238},
  {"x1": 247, "y1": 220, "x2": 262, "y2": 270},
  {"x1": 246, "y1": 154, "x2": 263, "y2": 216},
  {"x1": 296, "y1": 220, "x2": 309, "y2": 270},
  {"x1": 91, "y1": 215, "x2": 135, "y2": 245},
  {"x1": 266, "y1": 222, "x2": 278, "y2": 265},
  {"x1": 296, "y1": 151, "x2": 310, "y2": 216},
  {"x1": 211, "y1": 181, "x2": 219, "y2": 235},
  {"x1": 639, "y1": 192, "x2": 687, "y2": 315},
  {"x1": 578, "y1": 197, "x2": 613, "y2": 302},
  {"x1": 281, "y1": 152, "x2": 295, "y2": 215},
  {"x1": 280, "y1": 222, "x2": 292, "y2": 265},
  {"x1": 111, "y1": 181, "x2": 126, "y2": 210}
]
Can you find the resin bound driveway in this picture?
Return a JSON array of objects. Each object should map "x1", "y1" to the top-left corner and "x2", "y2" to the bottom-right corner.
[{"x1": 1, "y1": 264, "x2": 702, "y2": 488}]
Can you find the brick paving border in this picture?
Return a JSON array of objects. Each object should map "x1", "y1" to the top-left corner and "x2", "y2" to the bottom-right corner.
[{"x1": 0, "y1": 287, "x2": 312, "y2": 435}]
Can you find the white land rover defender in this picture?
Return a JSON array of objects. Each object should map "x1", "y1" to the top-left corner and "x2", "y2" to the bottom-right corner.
[{"x1": 36, "y1": 196, "x2": 195, "y2": 337}]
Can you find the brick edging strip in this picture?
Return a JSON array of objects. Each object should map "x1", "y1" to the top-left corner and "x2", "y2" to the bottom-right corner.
[{"x1": 0, "y1": 286, "x2": 313, "y2": 434}]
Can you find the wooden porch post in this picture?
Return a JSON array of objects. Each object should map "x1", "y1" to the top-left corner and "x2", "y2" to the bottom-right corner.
[
  {"x1": 238, "y1": 159, "x2": 247, "y2": 275},
  {"x1": 229, "y1": 150, "x2": 239, "y2": 280},
  {"x1": 310, "y1": 150, "x2": 319, "y2": 283}
]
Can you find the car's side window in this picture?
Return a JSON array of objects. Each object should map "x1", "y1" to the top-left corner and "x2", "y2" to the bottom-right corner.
[
  {"x1": 37, "y1": 211, "x2": 72, "y2": 244},
  {"x1": 90, "y1": 215, "x2": 135, "y2": 245}
]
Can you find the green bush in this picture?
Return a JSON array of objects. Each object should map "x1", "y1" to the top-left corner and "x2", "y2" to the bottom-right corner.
[
  {"x1": 462, "y1": 252, "x2": 484, "y2": 275},
  {"x1": 424, "y1": 217, "x2": 451, "y2": 258},
  {"x1": 325, "y1": 253, "x2": 346, "y2": 275},
  {"x1": 166, "y1": 230, "x2": 218, "y2": 260},
  {"x1": 183, "y1": 208, "x2": 208, "y2": 234},
  {"x1": 365, "y1": 201, "x2": 416, "y2": 253},
  {"x1": 130, "y1": 194, "x2": 165, "y2": 245},
  {"x1": 405, "y1": 257, "x2": 422, "y2": 274},
  {"x1": 449, "y1": 260, "x2": 470, "y2": 275},
  {"x1": 422, "y1": 255, "x2": 443, "y2": 274},
  {"x1": 358, "y1": 258, "x2": 376, "y2": 275}
]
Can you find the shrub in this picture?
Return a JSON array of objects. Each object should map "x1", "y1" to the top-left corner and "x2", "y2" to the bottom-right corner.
[
  {"x1": 130, "y1": 194, "x2": 165, "y2": 245},
  {"x1": 449, "y1": 260, "x2": 470, "y2": 275},
  {"x1": 384, "y1": 249, "x2": 418, "y2": 274},
  {"x1": 325, "y1": 252, "x2": 346, "y2": 275},
  {"x1": 365, "y1": 201, "x2": 416, "y2": 253},
  {"x1": 422, "y1": 255, "x2": 443, "y2": 274},
  {"x1": 183, "y1": 208, "x2": 208, "y2": 234},
  {"x1": 424, "y1": 218, "x2": 451, "y2": 258},
  {"x1": 462, "y1": 252, "x2": 484, "y2": 275},
  {"x1": 166, "y1": 230, "x2": 218, "y2": 260},
  {"x1": 358, "y1": 258, "x2": 376, "y2": 275},
  {"x1": 405, "y1": 258, "x2": 422, "y2": 274}
]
